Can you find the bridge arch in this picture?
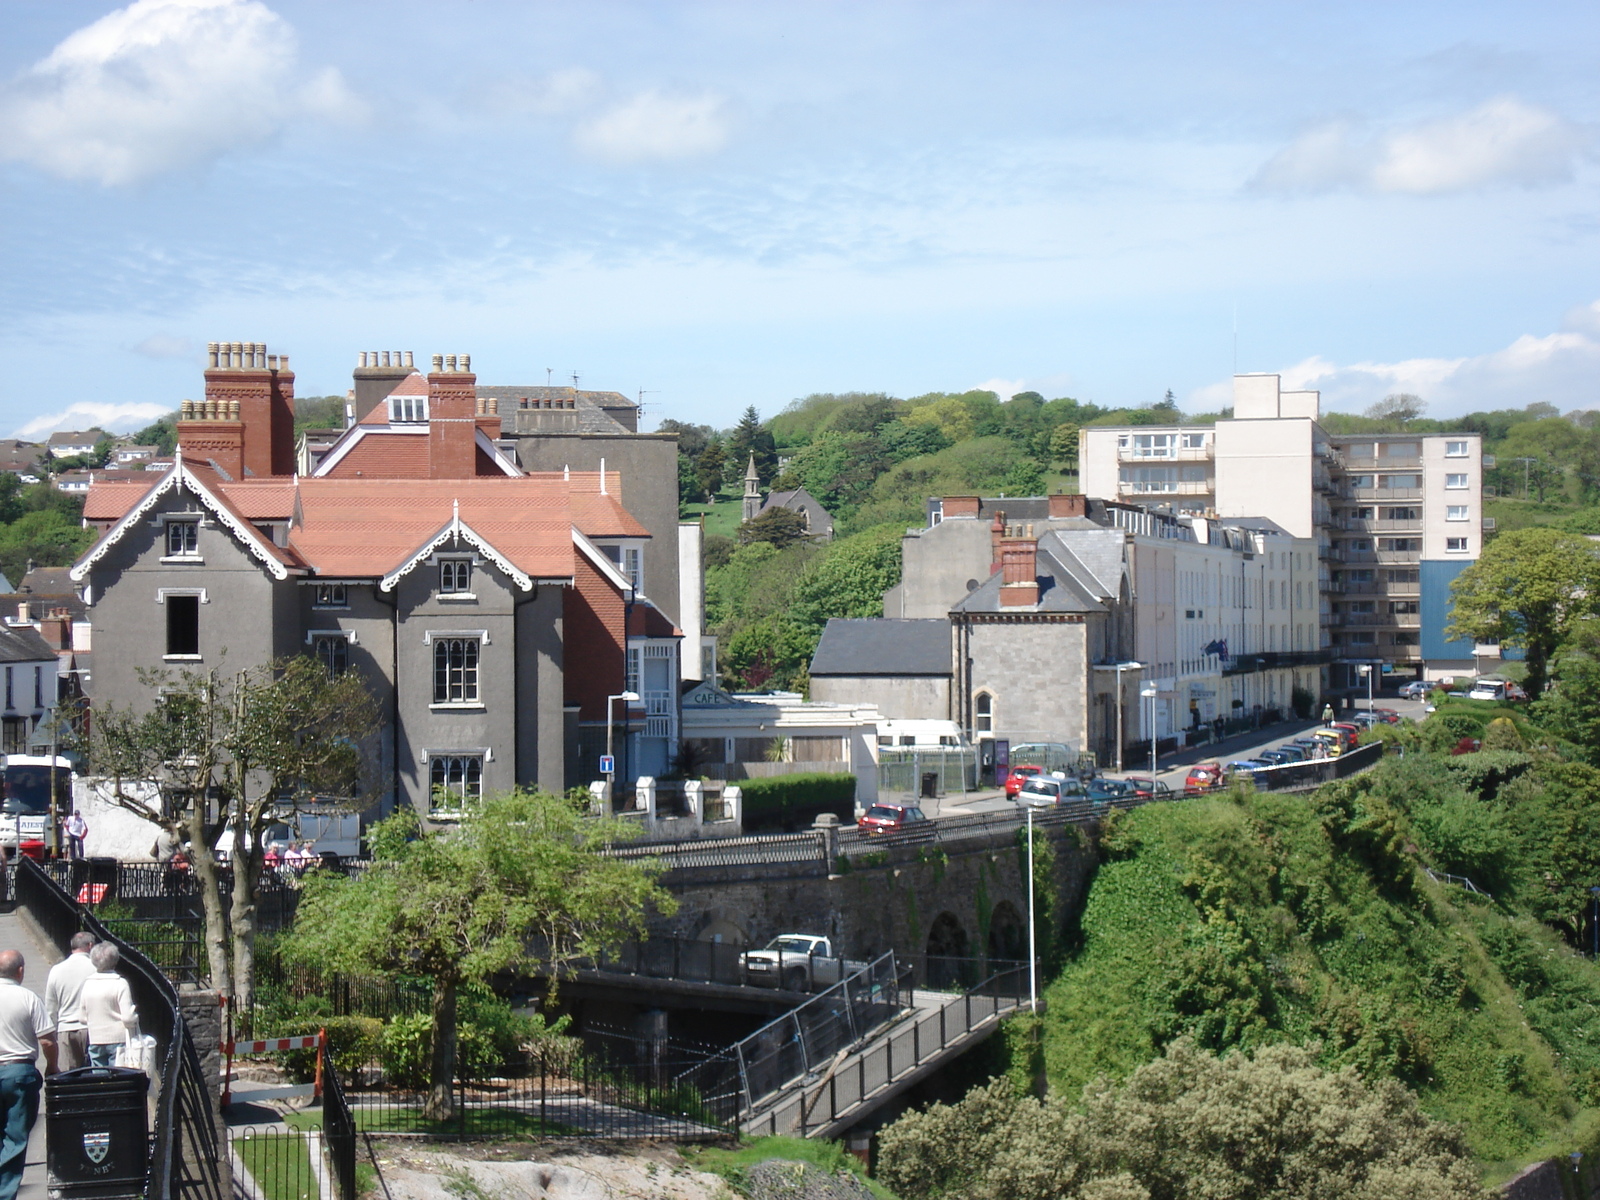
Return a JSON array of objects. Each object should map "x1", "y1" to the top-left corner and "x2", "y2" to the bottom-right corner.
[
  {"x1": 926, "y1": 911, "x2": 970, "y2": 988},
  {"x1": 987, "y1": 900, "x2": 1024, "y2": 963}
]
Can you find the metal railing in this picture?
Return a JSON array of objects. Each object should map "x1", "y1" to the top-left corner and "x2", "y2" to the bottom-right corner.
[
  {"x1": 322, "y1": 1037, "x2": 357, "y2": 1200},
  {"x1": 673, "y1": 953, "x2": 904, "y2": 1130},
  {"x1": 746, "y1": 964, "x2": 1031, "y2": 1138},
  {"x1": 14, "y1": 856, "x2": 226, "y2": 1200}
]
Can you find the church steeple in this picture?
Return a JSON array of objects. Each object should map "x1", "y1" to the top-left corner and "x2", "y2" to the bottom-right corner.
[{"x1": 741, "y1": 453, "x2": 762, "y2": 522}]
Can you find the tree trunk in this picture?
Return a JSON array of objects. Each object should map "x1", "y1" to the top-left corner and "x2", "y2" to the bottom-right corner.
[
  {"x1": 184, "y1": 808, "x2": 232, "y2": 999},
  {"x1": 230, "y1": 841, "x2": 259, "y2": 1036},
  {"x1": 422, "y1": 977, "x2": 458, "y2": 1122}
]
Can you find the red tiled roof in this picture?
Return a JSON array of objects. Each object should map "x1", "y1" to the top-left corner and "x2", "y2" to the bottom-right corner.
[
  {"x1": 570, "y1": 490, "x2": 650, "y2": 538},
  {"x1": 287, "y1": 479, "x2": 575, "y2": 580},
  {"x1": 320, "y1": 430, "x2": 430, "y2": 478},
  {"x1": 83, "y1": 480, "x2": 157, "y2": 521}
]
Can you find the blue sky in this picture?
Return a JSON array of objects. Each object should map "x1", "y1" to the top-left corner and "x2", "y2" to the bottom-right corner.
[{"x1": 1, "y1": 0, "x2": 1597, "y2": 438}]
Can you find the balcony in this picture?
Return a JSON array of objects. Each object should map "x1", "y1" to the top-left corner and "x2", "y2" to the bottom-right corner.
[
  {"x1": 1221, "y1": 649, "x2": 1334, "y2": 676},
  {"x1": 1329, "y1": 612, "x2": 1421, "y2": 629},
  {"x1": 1336, "y1": 517, "x2": 1423, "y2": 533},
  {"x1": 1117, "y1": 480, "x2": 1213, "y2": 496},
  {"x1": 1342, "y1": 486, "x2": 1423, "y2": 501},
  {"x1": 1483, "y1": 516, "x2": 1498, "y2": 532},
  {"x1": 1328, "y1": 580, "x2": 1421, "y2": 597},
  {"x1": 1334, "y1": 548, "x2": 1422, "y2": 565},
  {"x1": 1342, "y1": 453, "x2": 1421, "y2": 470},
  {"x1": 1115, "y1": 444, "x2": 1213, "y2": 462}
]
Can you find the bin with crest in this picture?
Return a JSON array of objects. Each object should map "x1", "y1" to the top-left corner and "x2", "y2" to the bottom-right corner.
[{"x1": 45, "y1": 1065, "x2": 148, "y2": 1199}]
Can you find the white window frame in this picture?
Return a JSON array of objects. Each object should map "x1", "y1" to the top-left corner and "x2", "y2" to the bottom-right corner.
[
  {"x1": 431, "y1": 635, "x2": 482, "y2": 707},
  {"x1": 1445, "y1": 440, "x2": 1469, "y2": 457},
  {"x1": 162, "y1": 517, "x2": 201, "y2": 562},
  {"x1": 1444, "y1": 474, "x2": 1468, "y2": 489},
  {"x1": 310, "y1": 633, "x2": 350, "y2": 676},
  {"x1": 389, "y1": 394, "x2": 427, "y2": 424},
  {"x1": 1445, "y1": 505, "x2": 1468, "y2": 521},
  {"x1": 439, "y1": 558, "x2": 474, "y2": 598},
  {"x1": 974, "y1": 691, "x2": 994, "y2": 734},
  {"x1": 160, "y1": 589, "x2": 206, "y2": 661},
  {"x1": 1446, "y1": 536, "x2": 1469, "y2": 553},
  {"x1": 1181, "y1": 432, "x2": 1206, "y2": 449},
  {"x1": 426, "y1": 751, "x2": 486, "y2": 812}
]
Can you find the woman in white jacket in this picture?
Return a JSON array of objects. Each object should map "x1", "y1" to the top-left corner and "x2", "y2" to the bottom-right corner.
[{"x1": 78, "y1": 943, "x2": 137, "y2": 1069}]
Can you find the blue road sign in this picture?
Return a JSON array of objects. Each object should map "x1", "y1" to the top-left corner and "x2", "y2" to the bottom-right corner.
[{"x1": 599, "y1": 754, "x2": 615, "y2": 774}]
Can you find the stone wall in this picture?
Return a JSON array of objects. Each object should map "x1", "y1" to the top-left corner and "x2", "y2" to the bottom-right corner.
[{"x1": 652, "y1": 822, "x2": 1094, "y2": 968}]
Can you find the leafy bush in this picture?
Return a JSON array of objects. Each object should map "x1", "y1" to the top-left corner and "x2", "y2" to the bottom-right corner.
[
  {"x1": 739, "y1": 772, "x2": 855, "y2": 831},
  {"x1": 378, "y1": 991, "x2": 571, "y2": 1086},
  {"x1": 877, "y1": 1042, "x2": 1489, "y2": 1200}
]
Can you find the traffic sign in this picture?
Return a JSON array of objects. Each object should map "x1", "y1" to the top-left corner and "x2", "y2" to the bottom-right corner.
[{"x1": 599, "y1": 754, "x2": 615, "y2": 774}]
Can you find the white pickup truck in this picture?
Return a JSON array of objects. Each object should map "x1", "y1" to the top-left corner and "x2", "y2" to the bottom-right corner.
[{"x1": 739, "y1": 935, "x2": 868, "y2": 992}]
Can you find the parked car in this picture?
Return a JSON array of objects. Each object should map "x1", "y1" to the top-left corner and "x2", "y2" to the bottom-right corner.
[
  {"x1": 1329, "y1": 722, "x2": 1361, "y2": 748},
  {"x1": 1371, "y1": 707, "x2": 1401, "y2": 724},
  {"x1": 1257, "y1": 749, "x2": 1294, "y2": 765},
  {"x1": 1119, "y1": 777, "x2": 1173, "y2": 798},
  {"x1": 739, "y1": 935, "x2": 868, "y2": 991},
  {"x1": 1351, "y1": 712, "x2": 1382, "y2": 728},
  {"x1": 1004, "y1": 764, "x2": 1044, "y2": 800},
  {"x1": 1184, "y1": 763, "x2": 1224, "y2": 794},
  {"x1": 1270, "y1": 745, "x2": 1308, "y2": 762},
  {"x1": 1019, "y1": 774, "x2": 1119, "y2": 807},
  {"x1": 1399, "y1": 681, "x2": 1430, "y2": 700},
  {"x1": 1227, "y1": 760, "x2": 1272, "y2": 778},
  {"x1": 858, "y1": 803, "x2": 930, "y2": 834},
  {"x1": 1468, "y1": 680, "x2": 1507, "y2": 702},
  {"x1": 1309, "y1": 729, "x2": 1344, "y2": 757}
]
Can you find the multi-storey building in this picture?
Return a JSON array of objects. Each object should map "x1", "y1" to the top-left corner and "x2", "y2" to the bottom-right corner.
[
  {"x1": 1080, "y1": 374, "x2": 1486, "y2": 688},
  {"x1": 74, "y1": 342, "x2": 686, "y2": 817}
]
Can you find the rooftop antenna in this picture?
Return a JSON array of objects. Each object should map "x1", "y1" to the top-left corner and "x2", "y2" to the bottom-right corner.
[
  {"x1": 546, "y1": 368, "x2": 552, "y2": 386},
  {"x1": 637, "y1": 388, "x2": 655, "y2": 407},
  {"x1": 571, "y1": 371, "x2": 580, "y2": 389}
]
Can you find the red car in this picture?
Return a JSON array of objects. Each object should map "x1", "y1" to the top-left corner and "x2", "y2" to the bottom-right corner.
[
  {"x1": 1184, "y1": 763, "x2": 1224, "y2": 794},
  {"x1": 857, "y1": 803, "x2": 930, "y2": 835},
  {"x1": 1004, "y1": 765, "x2": 1044, "y2": 800}
]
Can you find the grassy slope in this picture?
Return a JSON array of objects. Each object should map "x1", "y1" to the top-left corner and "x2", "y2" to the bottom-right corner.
[{"x1": 1033, "y1": 790, "x2": 1600, "y2": 1179}]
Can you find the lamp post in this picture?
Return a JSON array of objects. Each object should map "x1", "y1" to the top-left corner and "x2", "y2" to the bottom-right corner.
[
  {"x1": 606, "y1": 691, "x2": 641, "y2": 803},
  {"x1": 1140, "y1": 685, "x2": 1159, "y2": 781},
  {"x1": 1358, "y1": 663, "x2": 1373, "y2": 713},
  {"x1": 1026, "y1": 803, "x2": 1037, "y2": 1013},
  {"x1": 1096, "y1": 661, "x2": 1145, "y2": 773}
]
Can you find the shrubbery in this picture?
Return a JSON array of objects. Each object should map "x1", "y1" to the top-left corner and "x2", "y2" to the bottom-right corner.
[{"x1": 739, "y1": 772, "x2": 856, "y2": 831}]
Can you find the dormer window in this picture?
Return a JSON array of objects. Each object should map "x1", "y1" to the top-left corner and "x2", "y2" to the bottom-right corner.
[
  {"x1": 389, "y1": 394, "x2": 427, "y2": 423},
  {"x1": 165, "y1": 519, "x2": 199, "y2": 557},
  {"x1": 440, "y1": 559, "x2": 472, "y2": 595},
  {"x1": 313, "y1": 583, "x2": 348, "y2": 608}
]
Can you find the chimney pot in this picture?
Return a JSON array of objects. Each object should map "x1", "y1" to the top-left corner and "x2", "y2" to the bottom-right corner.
[
  {"x1": 358, "y1": 352, "x2": 368, "y2": 368},
  {"x1": 231, "y1": 341, "x2": 243, "y2": 368},
  {"x1": 445, "y1": 355, "x2": 458, "y2": 372},
  {"x1": 207, "y1": 342, "x2": 219, "y2": 368},
  {"x1": 229, "y1": 400, "x2": 240, "y2": 420},
  {"x1": 461, "y1": 354, "x2": 471, "y2": 372},
  {"x1": 404, "y1": 351, "x2": 414, "y2": 368},
  {"x1": 381, "y1": 351, "x2": 391, "y2": 367},
  {"x1": 281, "y1": 355, "x2": 289, "y2": 372},
  {"x1": 432, "y1": 355, "x2": 444, "y2": 372}
]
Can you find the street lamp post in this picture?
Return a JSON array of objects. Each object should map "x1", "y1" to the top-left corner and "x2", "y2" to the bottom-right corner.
[
  {"x1": 1097, "y1": 661, "x2": 1144, "y2": 773},
  {"x1": 1358, "y1": 663, "x2": 1373, "y2": 713},
  {"x1": 1141, "y1": 685, "x2": 1158, "y2": 779},
  {"x1": 605, "y1": 691, "x2": 641, "y2": 804},
  {"x1": 1026, "y1": 804, "x2": 1037, "y2": 1013}
]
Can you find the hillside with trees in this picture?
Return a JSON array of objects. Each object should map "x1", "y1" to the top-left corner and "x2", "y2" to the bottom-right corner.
[{"x1": 670, "y1": 389, "x2": 1600, "y2": 694}]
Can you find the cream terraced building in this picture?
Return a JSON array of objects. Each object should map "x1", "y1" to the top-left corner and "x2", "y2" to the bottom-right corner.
[{"x1": 1079, "y1": 374, "x2": 1488, "y2": 689}]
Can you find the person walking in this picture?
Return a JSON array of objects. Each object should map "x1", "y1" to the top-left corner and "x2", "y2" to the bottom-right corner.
[
  {"x1": 1321, "y1": 702, "x2": 1335, "y2": 726},
  {"x1": 63, "y1": 810, "x2": 88, "y2": 860},
  {"x1": 0, "y1": 949, "x2": 54, "y2": 1200},
  {"x1": 79, "y1": 943, "x2": 137, "y2": 1069},
  {"x1": 43, "y1": 932, "x2": 96, "y2": 1073}
]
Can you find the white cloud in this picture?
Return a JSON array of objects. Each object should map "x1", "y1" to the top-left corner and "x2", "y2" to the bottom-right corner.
[
  {"x1": 573, "y1": 90, "x2": 730, "y2": 164},
  {"x1": 1253, "y1": 96, "x2": 1595, "y2": 195},
  {"x1": 13, "y1": 402, "x2": 171, "y2": 440},
  {"x1": 0, "y1": 0, "x2": 362, "y2": 186},
  {"x1": 973, "y1": 377, "x2": 1028, "y2": 402},
  {"x1": 487, "y1": 68, "x2": 603, "y2": 118},
  {"x1": 131, "y1": 333, "x2": 194, "y2": 359},
  {"x1": 1191, "y1": 306, "x2": 1600, "y2": 417}
]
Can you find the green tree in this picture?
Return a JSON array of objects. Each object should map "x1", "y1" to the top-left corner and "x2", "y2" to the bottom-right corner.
[
  {"x1": 294, "y1": 394, "x2": 348, "y2": 434},
  {"x1": 0, "y1": 509, "x2": 94, "y2": 586},
  {"x1": 723, "y1": 406, "x2": 777, "y2": 487},
  {"x1": 693, "y1": 441, "x2": 727, "y2": 502},
  {"x1": 738, "y1": 506, "x2": 813, "y2": 548},
  {"x1": 1363, "y1": 393, "x2": 1427, "y2": 427},
  {"x1": 283, "y1": 790, "x2": 675, "y2": 1119},
  {"x1": 877, "y1": 1040, "x2": 1486, "y2": 1200},
  {"x1": 129, "y1": 412, "x2": 180, "y2": 456},
  {"x1": 1534, "y1": 631, "x2": 1600, "y2": 761},
  {"x1": 1446, "y1": 527, "x2": 1600, "y2": 698},
  {"x1": 92, "y1": 658, "x2": 382, "y2": 1014},
  {"x1": 1048, "y1": 423, "x2": 1081, "y2": 470},
  {"x1": 1517, "y1": 760, "x2": 1600, "y2": 942}
]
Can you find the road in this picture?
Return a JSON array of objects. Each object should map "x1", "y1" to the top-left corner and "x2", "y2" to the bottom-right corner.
[{"x1": 926, "y1": 693, "x2": 1428, "y2": 820}]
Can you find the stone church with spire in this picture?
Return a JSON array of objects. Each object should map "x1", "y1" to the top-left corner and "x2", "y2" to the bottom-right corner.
[{"x1": 740, "y1": 454, "x2": 835, "y2": 540}]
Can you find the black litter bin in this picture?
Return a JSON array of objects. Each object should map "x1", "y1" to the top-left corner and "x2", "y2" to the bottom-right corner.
[
  {"x1": 46, "y1": 1066, "x2": 149, "y2": 1200},
  {"x1": 920, "y1": 772, "x2": 938, "y2": 799}
]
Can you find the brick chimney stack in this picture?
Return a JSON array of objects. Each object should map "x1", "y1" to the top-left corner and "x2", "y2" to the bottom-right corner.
[
  {"x1": 1048, "y1": 493, "x2": 1088, "y2": 519},
  {"x1": 429, "y1": 354, "x2": 479, "y2": 478},
  {"x1": 999, "y1": 523, "x2": 1039, "y2": 607},
  {"x1": 990, "y1": 509, "x2": 1007, "y2": 576},
  {"x1": 39, "y1": 610, "x2": 70, "y2": 652},
  {"x1": 475, "y1": 395, "x2": 501, "y2": 443},
  {"x1": 184, "y1": 341, "x2": 295, "y2": 478}
]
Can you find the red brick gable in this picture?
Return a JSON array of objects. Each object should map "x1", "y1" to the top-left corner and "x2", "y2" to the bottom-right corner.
[{"x1": 565, "y1": 549, "x2": 628, "y2": 722}]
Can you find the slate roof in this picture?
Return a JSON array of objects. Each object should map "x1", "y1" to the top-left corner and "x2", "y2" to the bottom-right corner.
[
  {"x1": 482, "y1": 386, "x2": 637, "y2": 434},
  {"x1": 1044, "y1": 528, "x2": 1127, "y2": 601},
  {"x1": 759, "y1": 487, "x2": 833, "y2": 534},
  {"x1": 951, "y1": 544, "x2": 1107, "y2": 615},
  {"x1": 47, "y1": 431, "x2": 101, "y2": 449},
  {"x1": 0, "y1": 623, "x2": 57, "y2": 664},
  {"x1": 17, "y1": 567, "x2": 73, "y2": 595},
  {"x1": 810, "y1": 618, "x2": 950, "y2": 677}
]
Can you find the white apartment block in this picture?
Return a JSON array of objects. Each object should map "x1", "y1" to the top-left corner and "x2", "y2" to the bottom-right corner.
[{"x1": 1080, "y1": 374, "x2": 1488, "y2": 690}]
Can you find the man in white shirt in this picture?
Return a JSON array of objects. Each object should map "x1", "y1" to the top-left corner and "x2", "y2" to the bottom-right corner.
[
  {"x1": 79, "y1": 943, "x2": 137, "y2": 1069},
  {"x1": 43, "y1": 933, "x2": 96, "y2": 1073},
  {"x1": 0, "y1": 949, "x2": 54, "y2": 1200}
]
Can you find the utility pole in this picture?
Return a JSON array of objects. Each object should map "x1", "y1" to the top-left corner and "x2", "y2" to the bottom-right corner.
[{"x1": 1510, "y1": 456, "x2": 1538, "y2": 500}]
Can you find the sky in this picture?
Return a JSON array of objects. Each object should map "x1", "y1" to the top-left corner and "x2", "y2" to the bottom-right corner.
[{"x1": 0, "y1": 1, "x2": 1597, "y2": 439}]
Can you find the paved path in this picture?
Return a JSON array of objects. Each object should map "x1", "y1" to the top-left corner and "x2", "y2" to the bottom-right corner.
[{"x1": 0, "y1": 910, "x2": 60, "y2": 1200}]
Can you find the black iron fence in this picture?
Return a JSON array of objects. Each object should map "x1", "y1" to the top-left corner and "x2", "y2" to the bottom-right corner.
[
  {"x1": 14, "y1": 856, "x2": 227, "y2": 1200},
  {"x1": 322, "y1": 1038, "x2": 356, "y2": 1200}
]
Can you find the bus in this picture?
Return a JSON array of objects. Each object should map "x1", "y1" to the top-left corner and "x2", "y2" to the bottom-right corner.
[{"x1": 0, "y1": 755, "x2": 73, "y2": 851}]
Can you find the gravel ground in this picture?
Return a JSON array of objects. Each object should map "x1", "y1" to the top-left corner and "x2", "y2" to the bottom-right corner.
[
  {"x1": 368, "y1": 1139, "x2": 735, "y2": 1200},
  {"x1": 739, "y1": 1160, "x2": 876, "y2": 1200}
]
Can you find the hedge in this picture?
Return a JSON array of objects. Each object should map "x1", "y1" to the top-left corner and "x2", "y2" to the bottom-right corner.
[{"x1": 739, "y1": 772, "x2": 856, "y2": 832}]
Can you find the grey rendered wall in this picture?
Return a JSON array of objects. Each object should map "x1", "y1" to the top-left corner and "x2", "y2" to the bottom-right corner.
[
  {"x1": 810, "y1": 675, "x2": 950, "y2": 721},
  {"x1": 85, "y1": 494, "x2": 297, "y2": 716},
  {"x1": 300, "y1": 582, "x2": 398, "y2": 819},
  {"x1": 514, "y1": 585, "x2": 566, "y2": 794},
  {"x1": 392, "y1": 559, "x2": 522, "y2": 814},
  {"x1": 966, "y1": 620, "x2": 1092, "y2": 750},
  {"x1": 511, "y1": 432, "x2": 682, "y2": 628},
  {"x1": 888, "y1": 520, "x2": 994, "y2": 618}
]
